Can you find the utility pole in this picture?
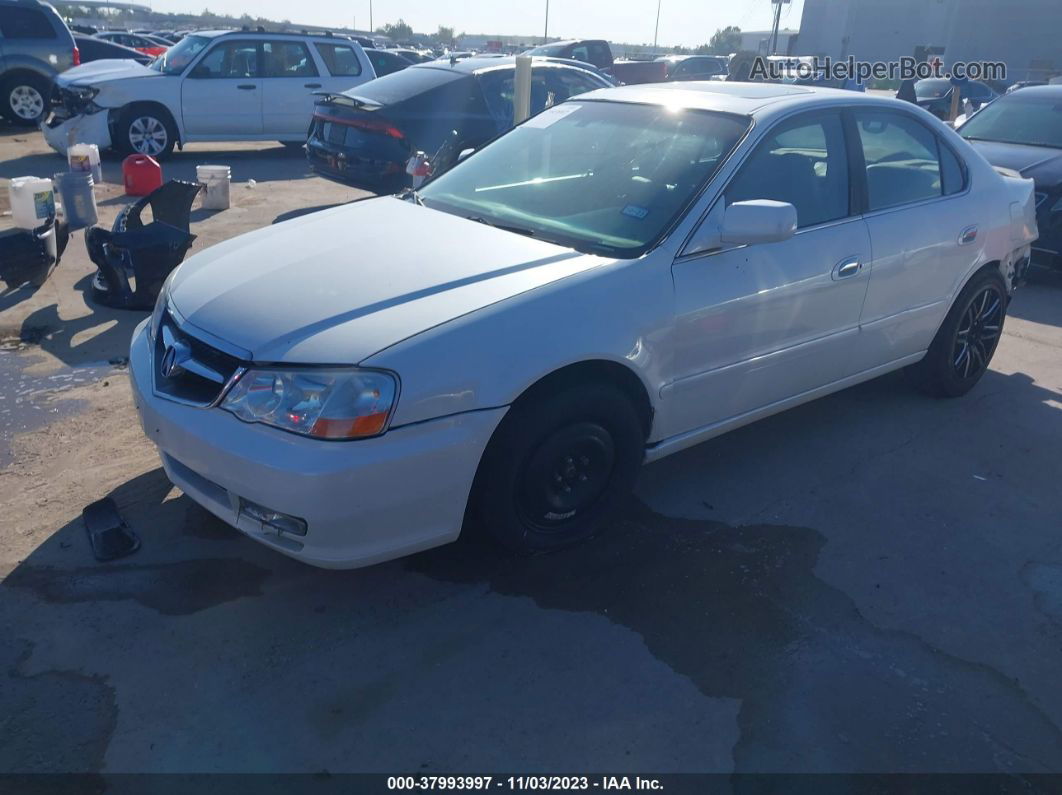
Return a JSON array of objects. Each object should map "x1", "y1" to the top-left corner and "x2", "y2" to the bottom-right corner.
[
  {"x1": 653, "y1": 0, "x2": 662, "y2": 48},
  {"x1": 543, "y1": 0, "x2": 549, "y2": 42},
  {"x1": 768, "y1": 0, "x2": 785, "y2": 55},
  {"x1": 369, "y1": 0, "x2": 373, "y2": 33}
]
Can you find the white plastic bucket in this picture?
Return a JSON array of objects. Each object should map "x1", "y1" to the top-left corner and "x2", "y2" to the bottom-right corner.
[
  {"x1": 68, "y1": 143, "x2": 103, "y2": 184},
  {"x1": 8, "y1": 176, "x2": 55, "y2": 230},
  {"x1": 197, "y1": 165, "x2": 231, "y2": 210}
]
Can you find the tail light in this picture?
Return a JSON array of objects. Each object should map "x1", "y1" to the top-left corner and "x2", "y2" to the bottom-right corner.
[
  {"x1": 72, "y1": 46, "x2": 81, "y2": 66},
  {"x1": 313, "y1": 111, "x2": 405, "y2": 140}
]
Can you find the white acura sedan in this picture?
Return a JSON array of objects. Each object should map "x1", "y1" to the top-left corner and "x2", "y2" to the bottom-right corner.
[{"x1": 130, "y1": 82, "x2": 1037, "y2": 568}]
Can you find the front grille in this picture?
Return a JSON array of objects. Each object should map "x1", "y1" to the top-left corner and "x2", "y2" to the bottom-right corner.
[{"x1": 153, "y1": 310, "x2": 243, "y2": 407}]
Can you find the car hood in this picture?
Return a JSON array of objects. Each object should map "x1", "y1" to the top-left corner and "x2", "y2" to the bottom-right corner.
[
  {"x1": 966, "y1": 140, "x2": 1062, "y2": 187},
  {"x1": 168, "y1": 197, "x2": 601, "y2": 364},
  {"x1": 57, "y1": 59, "x2": 160, "y2": 87}
]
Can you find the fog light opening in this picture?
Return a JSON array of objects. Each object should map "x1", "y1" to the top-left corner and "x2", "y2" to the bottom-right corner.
[{"x1": 239, "y1": 499, "x2": 308, "y2": 537}]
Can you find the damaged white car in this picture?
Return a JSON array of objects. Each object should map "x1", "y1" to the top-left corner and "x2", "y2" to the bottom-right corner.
[
  {"x1": 130, "y1": 83, "x2": 1037, "y2": 568},
  {"x1": 43, "y1": 29, "x2": 374, "y2": 157}
]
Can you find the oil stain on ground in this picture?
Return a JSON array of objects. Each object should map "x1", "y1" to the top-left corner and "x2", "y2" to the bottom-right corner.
[
  {"x1": 408, "y1": 501, "x2": 1062, "y2": 773},
  {"x1": 4, "y1": 558, "x2": 271, "y2": 616},
  {"x1": 1, "y1": 639, "x2": 117, "y2": 774}
]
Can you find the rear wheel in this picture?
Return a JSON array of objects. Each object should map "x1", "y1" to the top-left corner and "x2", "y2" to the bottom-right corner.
[
  {"x1": 117, "y1": 105, "x2": 176, "y2": 158},
  {"x1": 2, "y1": 74, "x2": 49, "y2": 126},
  {"x1": 906, "y1": 269, "x2": 1007, "y2": 397},
  {"x1": 471, "y1": 383, "x2": 644, "y2": 553}
]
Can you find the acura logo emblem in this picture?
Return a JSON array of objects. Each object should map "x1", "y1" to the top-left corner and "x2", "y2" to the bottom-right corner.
[{"x1": 160, "y1": 340, "x2": 190, "y2": 378}]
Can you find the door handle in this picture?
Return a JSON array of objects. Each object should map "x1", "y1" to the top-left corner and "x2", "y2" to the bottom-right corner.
[
  {"x1": 237, "y1": 84, "x2": 257, "y2": 90},
  {"x1": 304, "y1": 82, "x2": 322, "y2": 89},
  {"x1": 958, "y1": 225, "x2": 978, "y2": 245},
  {"x1": 832, "y1": 257, "x2": 863, "y2": 280}
]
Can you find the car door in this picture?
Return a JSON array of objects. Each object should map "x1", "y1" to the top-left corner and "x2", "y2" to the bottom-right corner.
[
  {"x1": 664, "y1": 110, "x2": 872, "y2": 436},
  {"x1": 260, "y1": 39, "x2": 323, "y2": 136},
  {"x1": 849, "y1": 108, "x2": 974, "y2": 371},
  {"x1": 181, "y1": 39, "x2": 263, "y2": 136}
]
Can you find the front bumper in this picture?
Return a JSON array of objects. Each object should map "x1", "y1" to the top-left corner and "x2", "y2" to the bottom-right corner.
[
  {"x1": 41, "y1": 110, "x2": 111, "y2": 156},
  {"x1": 129, "y1": 320, "x2": 506, "y2": 568}
]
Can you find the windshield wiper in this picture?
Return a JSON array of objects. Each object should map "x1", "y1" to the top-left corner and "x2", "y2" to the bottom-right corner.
[
  {"x1": 398, "y1": 187, "x2": 424, "y2": 206},
  {"x1": 465, "y1": 215, "x2": 535, "y2": 237}
]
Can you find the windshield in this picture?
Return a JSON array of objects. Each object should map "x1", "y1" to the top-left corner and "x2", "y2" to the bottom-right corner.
[
  {"x1": 150, "y1": 34, "x2": 210, "y2": 74},
  {"x1": 959, "y1": 94, "x2": 1062, "y2": 148},
  {"x1": 418, "y1": 101, "x2": 750, "y2": 257},
  {"x1": 915, "y1": 79, "x2": 951, "y2": 99}
]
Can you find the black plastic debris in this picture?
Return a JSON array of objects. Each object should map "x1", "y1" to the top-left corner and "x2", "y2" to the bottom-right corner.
[
  {"x1": 86, "y1": 179, "x2": 202, "y2": 310},
  {"x1": 83, "y1": 497, "x2": 141, "y2": 561},
  {"x1": 0, "y1": 216, "x2": 70, "y2": 290}
]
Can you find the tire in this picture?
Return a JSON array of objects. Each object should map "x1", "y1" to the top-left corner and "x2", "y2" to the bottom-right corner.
[
  {"x1": 470, "y1": 383, "x2": 645, "y2": 554},
  {"x1": 1, "y1": 73, "x2": 50, "y2": 126},
  {"x1": 905, "y1": 268, "x2": 1008, "y2": 397},
  {"x1": 117, "y1": 105, "x2": 176, "y2": 158}
]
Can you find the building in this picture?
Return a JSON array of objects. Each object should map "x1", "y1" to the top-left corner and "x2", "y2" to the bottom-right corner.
[{"x1": 796, "y1": 0, "x2": 1061, "y2": 82}]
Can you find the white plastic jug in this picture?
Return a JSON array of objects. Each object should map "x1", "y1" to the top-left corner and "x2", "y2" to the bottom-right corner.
[
  {"x1": 68, "y1": 143, "x2": 103, "y2": 184},
  {"x1": 8, "y1": 177, "x2": 55, "y2": 230},
  {"x1": 197, "y1": 164, "x2": 231, "y2": 210}
]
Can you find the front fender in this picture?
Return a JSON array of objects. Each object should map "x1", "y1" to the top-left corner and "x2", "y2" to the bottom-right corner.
[{"x1": 363, "y1": 256, "x2": 674, "y2": 439}]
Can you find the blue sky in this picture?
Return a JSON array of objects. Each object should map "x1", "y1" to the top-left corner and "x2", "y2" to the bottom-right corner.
[{"x1": 152, "y1": 0, "x2": 806, "y2": 48}]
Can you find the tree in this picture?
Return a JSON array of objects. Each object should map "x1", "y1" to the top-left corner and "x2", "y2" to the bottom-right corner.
[
  {"x1": 705, "y1": 25, "x2": 741, "y2": 55},
  {"x1": 436, "y1": 25, "x2": 455, "y2": 45},
  {"x1": 376, "y1": 19, "x2": 414, "y2": 41}
]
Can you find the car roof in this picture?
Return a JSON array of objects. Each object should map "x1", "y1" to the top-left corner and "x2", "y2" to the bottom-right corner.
[
  {"x1": 416, "y1": 55, "x2": 602, "y2": 75},
  {"x1": 1003, "y1": 84, "x2": 1062, "y2": 98},
  {"x1": 573, "y1": 81, "x2": 921, "y2": 117}
]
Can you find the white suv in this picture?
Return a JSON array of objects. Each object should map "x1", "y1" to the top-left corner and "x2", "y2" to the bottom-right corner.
[{"x1": 43, "y1": 29, "x2": 376, "y2": 157}]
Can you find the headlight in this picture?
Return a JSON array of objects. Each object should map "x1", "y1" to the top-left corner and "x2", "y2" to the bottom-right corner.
[
  {"x1": 148, "y1": 271, "x2": 175, "y2": 342},
  {"x1": 221, "y1": 368, "x2": 398, "y2": 440},
  {"x1": 69, "y1": 86, "x2": 99, "y2": 101}
]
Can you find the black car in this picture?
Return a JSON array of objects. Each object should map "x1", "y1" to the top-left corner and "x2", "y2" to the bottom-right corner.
[
  {"x1": 958, "y1": 85, "x2": 1062, "y2": 269},
  {"x1": 655, "y1": 54, "x2": 728, "y2": 81},
  {"x1": 73, "y1": 33, "x2": 152, "y2": 65},
  {"x1": 365, "y1": 48, "x2": 414, "y2": 77},
  {"x1": 306, "y1": 56, "x2": 612, "y2": 193},
  {"x1": 915, "y1": 77, "x2": 998, "y2": 119}
]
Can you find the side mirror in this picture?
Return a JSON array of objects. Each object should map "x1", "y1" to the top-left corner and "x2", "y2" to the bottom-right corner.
[{"x1": 720, "y1": 200, "x2": 797, "y2": 246}]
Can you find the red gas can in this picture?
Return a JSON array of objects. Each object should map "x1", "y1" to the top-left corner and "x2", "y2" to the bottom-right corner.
[{"x1": 122, "y1": 154, "x2": 163, "y2": 196}]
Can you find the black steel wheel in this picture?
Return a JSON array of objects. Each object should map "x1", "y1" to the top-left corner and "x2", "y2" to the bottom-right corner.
[{"x1": 471, "y1": 382, "x2": 645, "y2": 553}]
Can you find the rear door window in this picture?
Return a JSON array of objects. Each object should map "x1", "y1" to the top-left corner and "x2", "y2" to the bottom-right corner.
[
  {"x1": 262, "y1": 41, "x2": 318, "y2": 77},
  {"x1": 0, "y1": 8, "x2": 56, "y2": 39},
  {"x1": 855, "y1": 111, "x2": 943, "y2": 211},
  {"x1": 314, "y1": 42, "x2": 363, "y2": 76}
]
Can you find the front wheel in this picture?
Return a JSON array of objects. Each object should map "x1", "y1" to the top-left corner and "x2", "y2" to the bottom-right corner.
[
  {"x1": 1, "y1": 74, "x2": 49, "y2": 126},
  {"x1": 117, "y1": 105, "x2": 176, "y2": 158},
  {"x1": 470, "y1": 383, "x2": 645, "y2": 553},
  {"x1": 906, "y1": 269, "x2": 1008, "y2": 397}
]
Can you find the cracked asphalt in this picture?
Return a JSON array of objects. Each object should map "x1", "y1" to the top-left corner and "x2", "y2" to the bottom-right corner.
[{"x1": 2, "y1": 123, "x2": 1062, "y2": 776}]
